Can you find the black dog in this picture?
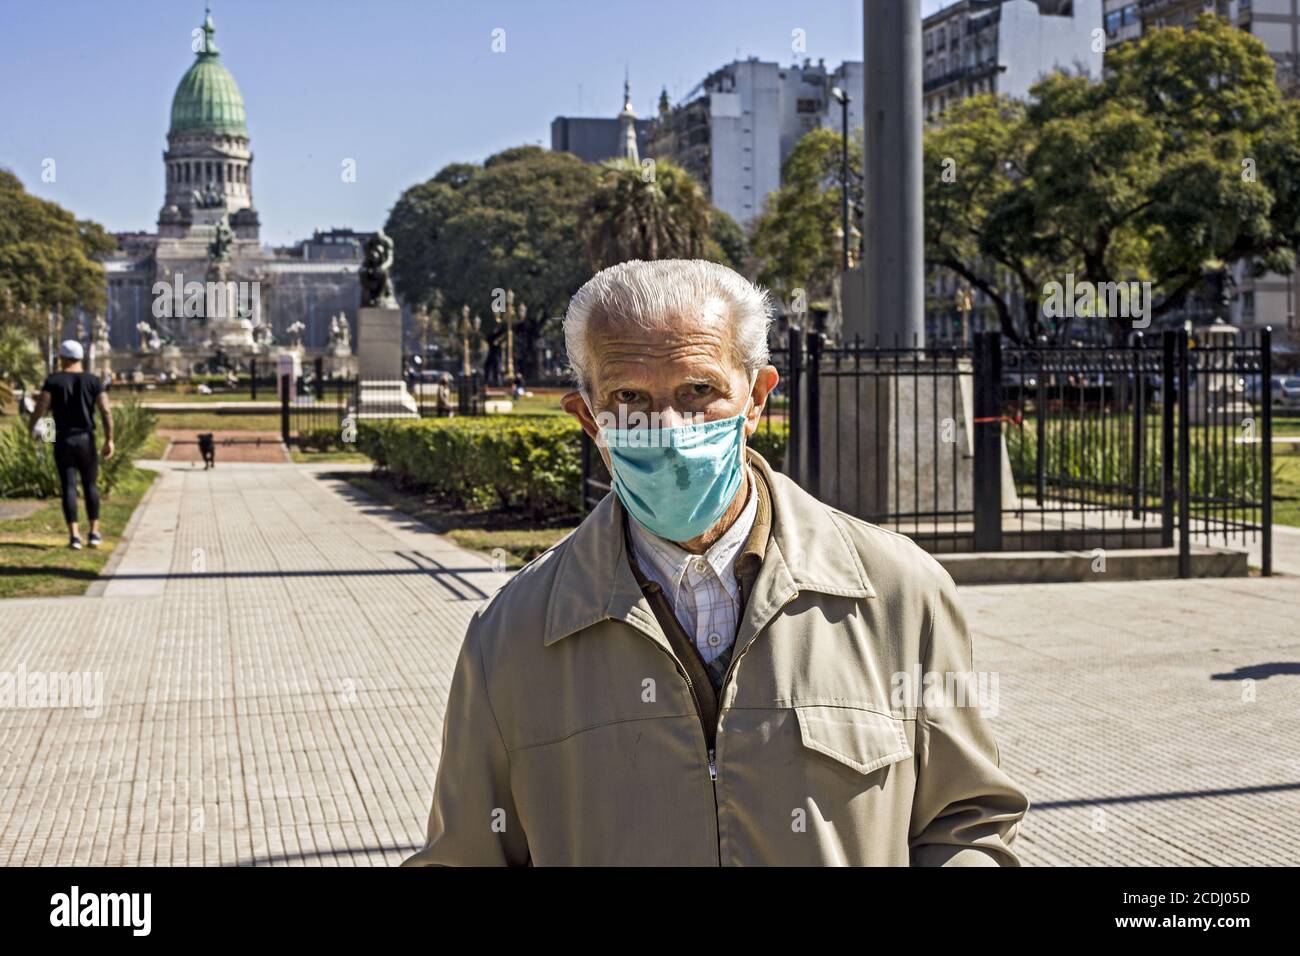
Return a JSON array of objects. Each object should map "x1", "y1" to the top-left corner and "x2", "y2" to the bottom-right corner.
[{"x1": 197, "y1": 432, "x2": 216, "y2": 469}]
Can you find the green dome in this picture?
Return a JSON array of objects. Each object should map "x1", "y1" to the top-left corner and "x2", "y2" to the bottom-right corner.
[{"x1": 168, "y1": 15, "x2": 247, "y2": 137}]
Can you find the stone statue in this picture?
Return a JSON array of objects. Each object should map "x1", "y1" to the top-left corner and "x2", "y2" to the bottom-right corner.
[
  {"x1": 359, "y1": 229, "x2": 397, "y2": 309},
  {"x1": 328, "y1": 312, "x2": 352, "y2": 353},
  {"x1": 285, "y1": 320, "x2": 305, "y2": 349},
  {"x1": 209, "y1": 217, "x2": 234, "y2": 263},
  {"x1": 93, "y1": 314, "x2": 111, "y2": 351},
  {"x1": 253, "y1": 322, "x2": 275, "y2": 347},
  {"x1": 192, "y1": 181, "x2": 224, "y2": 209},
  {"x1": 136, "y1": 321, "x2": 161, "y2": 352}
]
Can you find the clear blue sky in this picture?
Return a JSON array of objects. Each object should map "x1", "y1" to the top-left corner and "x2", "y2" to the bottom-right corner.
[{"x1": 0, "y1": 0, "x2": 950, "y2": 245}]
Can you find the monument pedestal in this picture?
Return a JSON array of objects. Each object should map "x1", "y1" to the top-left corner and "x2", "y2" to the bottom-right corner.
[
  {"x1": 355, "y1": 306, "x2": 417, "y2": 418},
  {"x1": 811, "y1": 358, "x2": 1019, "y2": 526}
]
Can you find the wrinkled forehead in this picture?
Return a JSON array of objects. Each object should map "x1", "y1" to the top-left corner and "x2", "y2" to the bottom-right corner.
[{"x1": 586, "y1": 298, "x2": 739, "y2": 386}]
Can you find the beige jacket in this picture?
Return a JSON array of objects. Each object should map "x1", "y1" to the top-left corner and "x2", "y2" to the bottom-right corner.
[{"x1": 404, "y1": 451, "x2": 1028, "y2": 866}]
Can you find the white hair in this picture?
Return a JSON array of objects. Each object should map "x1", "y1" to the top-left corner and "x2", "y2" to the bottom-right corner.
[{"x1": 563, "y1": 259, "x2": 773, "y2": 394}]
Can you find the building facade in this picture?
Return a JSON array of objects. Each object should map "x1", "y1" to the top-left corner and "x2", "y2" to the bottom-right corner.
[
  {"x1": 644, "y1": 57, "x2": 865, "y2": 227},
  {"x1": 550, "y1": 79, "x2": 655, "y2": 165},
  {"x1": 102, "y1": 12, "x2": 366, "y2": 369}
]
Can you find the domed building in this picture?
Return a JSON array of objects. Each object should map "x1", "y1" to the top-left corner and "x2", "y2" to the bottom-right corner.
[
  {"x1": 158, "y1": 10, "x2": 258, "y2": 238},
  {"x1": 102, "y1": 8, "x2": 367, "y2": 375}
]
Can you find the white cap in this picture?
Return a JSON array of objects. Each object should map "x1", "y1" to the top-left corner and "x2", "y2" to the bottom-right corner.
[{"x1": 58, "y1": 339, "x2": 84, "y2": 361}]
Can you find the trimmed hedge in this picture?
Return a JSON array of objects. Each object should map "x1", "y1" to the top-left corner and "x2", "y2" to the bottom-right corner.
[
  {"x1": 359, "y1": 416, "x2": 583, "y2": 517},
  {"x1": 358, "y1": 414, "x2": 791, "y2": 519},
  {"x1": 749, "y1": 422, "x2": 788, "y2": 472},
  {"x1": 297, "y1": 427, "x2": 350, "y2": 452}
]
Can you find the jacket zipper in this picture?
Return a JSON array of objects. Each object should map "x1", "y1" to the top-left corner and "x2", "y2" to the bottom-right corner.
[
  {"x1": 707, "y1": 591, "x2": 800, "y2": 862},
  {"x1": 628, "y1": 626, "x2": 721, "y2": 861},
  {"x1": 631, "y1": 592, "x2": 799, "y2": 865}
]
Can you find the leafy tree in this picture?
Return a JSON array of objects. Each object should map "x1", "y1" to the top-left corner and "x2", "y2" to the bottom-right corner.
[
  {"x1": 751, "y1": 127, "x2": 864, "y2": 309},
  {"x1": 583, "y1": 157, "x2": 713, "y2": 269},
  {"x1": 706, "y1": 208, "x2": 747, "y2": 271},
  {"x1": 923, "y1": 96, "x2": 1042, "y2": 341},
  {"x1": 0, "y1": 170, "x2": 111, "y2": 339},
  {"x1": 385, "y1": 147, "x2": 597, "y2": 379},
  {"x1": 0, "y1": 324, "x2": 44, "y2": 385},
  {"x1": 925, "y1": 14, "x2": 1300, "y2": 343}
]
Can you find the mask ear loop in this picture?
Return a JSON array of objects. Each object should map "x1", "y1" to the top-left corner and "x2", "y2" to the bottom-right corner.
[{"x1": 739, "y1": 371, "x2": 759, "y2": 469}]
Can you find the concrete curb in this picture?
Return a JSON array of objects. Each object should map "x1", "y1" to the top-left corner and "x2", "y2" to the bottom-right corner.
[
  {"x1": 937, "y1": 546, "x2": 1249, "y2": 586},
  {"x1": 85, "y1": 463, "x2": 164, "y2": 598}
]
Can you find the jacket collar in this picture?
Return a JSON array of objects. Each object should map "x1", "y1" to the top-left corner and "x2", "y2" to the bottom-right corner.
[{"x1": 543, "y1": 450, "x2": 875, "y2": 647}]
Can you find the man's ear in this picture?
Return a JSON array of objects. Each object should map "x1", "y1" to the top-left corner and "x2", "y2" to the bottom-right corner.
[
  {"x1": 562, "y1": 390, "x2": 600, "y2": 440},
  {"x1": 743, "y1": 365, "x2": 780, "y2": 437}
]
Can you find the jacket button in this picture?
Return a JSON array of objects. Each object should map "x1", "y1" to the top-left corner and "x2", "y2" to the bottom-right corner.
[{"x1": 706, "y1": 632, "x2": 722, "y2": 648}]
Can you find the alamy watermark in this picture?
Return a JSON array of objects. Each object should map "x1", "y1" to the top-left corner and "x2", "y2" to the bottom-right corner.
[
  {"x1": 891, "y1": 666, "x2": 1000, "y2": 718},
  {"x1": 152, "y1": 271, "x2": 260, "y2": 320},
  {"x1": 593, "y1": 406, "x2": 711, "y2": 447},
  {"x1": 1042, "y1": 273, "x2": 1152, "y2": 330},
  {"x1": 0, "y1": 665, "x2": 104, "y2": 718}
]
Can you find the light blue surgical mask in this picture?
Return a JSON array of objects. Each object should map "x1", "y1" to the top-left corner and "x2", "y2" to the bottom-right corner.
[{"x1": 600, "y1": 404, "x2": 750, "y2": 543}]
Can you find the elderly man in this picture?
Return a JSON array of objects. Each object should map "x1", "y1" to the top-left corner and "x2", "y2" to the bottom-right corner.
[{"x1": 405, "y1": 260, "x2": 1028, "y2": 866}]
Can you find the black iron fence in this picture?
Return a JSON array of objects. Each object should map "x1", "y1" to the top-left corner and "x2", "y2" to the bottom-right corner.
[
  {"x1": 279, "y1": 367, "x2": 484, "y2": 446},
  {"x1": 580, "y1": 327, "x2": 1274, "y2": 576}
]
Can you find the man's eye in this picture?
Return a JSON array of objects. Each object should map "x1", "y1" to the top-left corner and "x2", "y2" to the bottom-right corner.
[
  {"x1": 690, "y1": 384, "x2": 712, "y2": 396},
  {"x1": 615, "y1": 391, "x2": 640, "y2": 405}
]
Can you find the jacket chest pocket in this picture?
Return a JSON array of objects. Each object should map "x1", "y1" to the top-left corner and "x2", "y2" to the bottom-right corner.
[{"x1": 793, "y1": 704, "x2": 912, "y2": 776}]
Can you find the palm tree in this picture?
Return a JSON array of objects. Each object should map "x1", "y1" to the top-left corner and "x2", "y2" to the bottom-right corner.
[
  {"x1": 0, "y1": 325, "x2": 45, "y2": 411},
  {"x1": 583, "y1": 158, "x2": 713, "y2": 270}
]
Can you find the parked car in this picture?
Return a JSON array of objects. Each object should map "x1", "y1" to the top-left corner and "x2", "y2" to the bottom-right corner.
[{"x1": 1277, "y1": 376, "x2": 1300, "y2": 409}]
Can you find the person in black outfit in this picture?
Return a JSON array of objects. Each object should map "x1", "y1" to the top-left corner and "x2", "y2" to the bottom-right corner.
[{"x1": 28, "y1": 340, "x2": 115, "y2": 550}]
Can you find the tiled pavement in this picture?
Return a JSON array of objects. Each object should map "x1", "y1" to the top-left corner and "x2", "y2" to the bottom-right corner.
[
  {"x1": 0, "y1": 462, "x2": 510, "y2": 867},
  {"x1": 0, "y1": 461, "x2": 1296, "y2": 865}
]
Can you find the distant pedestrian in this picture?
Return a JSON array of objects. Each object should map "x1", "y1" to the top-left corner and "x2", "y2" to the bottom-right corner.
[
  {"x1": 28, "y1": 341, "x2": 115, "y2": 550},
  {"x1": 435, "y1": 372, "x2": 454, "y2": 416}
]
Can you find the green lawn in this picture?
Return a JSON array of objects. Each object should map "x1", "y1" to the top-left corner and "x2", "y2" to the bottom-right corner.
[
  {"x1": 289, "y1": 448, "x2": 370, "y2": 464},
  {"x1": 153, "y1": 412, "x2": 284, "y2": 431},
  {"x1": 1273, "y1": 447, "x2": 1300, "y2": 527},
  {"x1": 0, "y1": 465, "x2": 157, "y2": 598},
  {"x1": 118, "y1": 391, "x2": 263, "y2": 403},
  {"x1": 348, "y1": 472, "x2": 575, "y2": 569},
  {"x1": 138, "y1": 432, "x2": 170, "y2": 458},
  {"x1": 498, "y1": 392, "x2": 569, "y2": 417}
]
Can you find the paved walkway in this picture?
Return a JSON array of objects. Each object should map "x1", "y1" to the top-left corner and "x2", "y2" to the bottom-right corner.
[
  {"x1": 0, "y1": 461, "x2": 1295, "y2": 865},
  {"x1": 0, "y1": 462, "x2": 510, "y2": 866}
]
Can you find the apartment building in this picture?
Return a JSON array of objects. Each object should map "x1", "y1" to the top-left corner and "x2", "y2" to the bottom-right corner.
[{"x1": 645, "y1": 57, "x2": 864, "y2": 227}]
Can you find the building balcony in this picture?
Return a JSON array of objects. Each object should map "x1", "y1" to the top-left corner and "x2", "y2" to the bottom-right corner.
[{"x1": 923, "y1": 60, "x2": 1000, "y2": 94}]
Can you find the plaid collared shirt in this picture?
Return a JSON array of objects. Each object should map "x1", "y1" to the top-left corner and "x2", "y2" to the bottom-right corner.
[{"x1": 627, "y1": 472, "x2": 759, "y2": 688}]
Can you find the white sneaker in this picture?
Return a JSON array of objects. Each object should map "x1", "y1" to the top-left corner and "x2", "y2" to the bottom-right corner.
[{"x1": 69, "y1": 536, "x2": 82, "y2": 550}]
